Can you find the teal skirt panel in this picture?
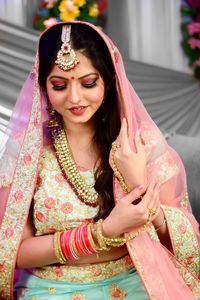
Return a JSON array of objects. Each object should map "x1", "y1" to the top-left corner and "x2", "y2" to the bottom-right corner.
[{"x1": 14, "y1": 268, "x2": 148, "y2": 300}]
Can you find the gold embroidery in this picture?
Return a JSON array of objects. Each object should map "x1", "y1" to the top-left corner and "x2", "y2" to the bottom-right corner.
[
  {"x1": 71, "y1": 292, "x2": 86, "y2": 300},
  {"x1": 109, "y1": 283, "x2": 127, "y2": 300},
  {"x1": 181, "y1": 191, "x2": 189, "y2": 210},
  {"x1": 146, "y1": 225, "x2": 160, "y2": 242},
  {"x1": 33, "y1": 149, "x2": 99, "y2": 236},
  {"x1": 168, "y1": 253, "x2": 200, "y2": 298},
  {"x1": 147, "y1": 151, "x2": 178, "y2": 184},
  {"x1": 163, "y1": 205, "x2": 200, "y2": 277},
  {"x1": 0, "y1": 79, "x2": 41, "y2": 299},
  {"x1": 127, "y1": 239, "x2": 165, "y2": 300},
  {"x1": 46, "y1": 287, "x2": 56, "y2": 294},
  {"x1": 31, "y1": 255, "x2": 133, "y2": 283}
]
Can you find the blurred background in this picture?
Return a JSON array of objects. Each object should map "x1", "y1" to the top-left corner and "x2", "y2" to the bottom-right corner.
[{"x1": 0, "y1": 0, "x2": 200, "y2": 222}]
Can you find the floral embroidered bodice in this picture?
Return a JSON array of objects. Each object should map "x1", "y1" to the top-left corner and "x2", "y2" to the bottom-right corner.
[{"x1": 33, "y1": 148, "x2": 99, "y2": 236}]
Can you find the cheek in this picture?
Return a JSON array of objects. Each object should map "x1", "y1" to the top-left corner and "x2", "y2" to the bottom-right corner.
[
  {"x1": 47, "y1": 90, "x2": 64, "y2": 108},
  {"x1": 91, "y1": 87, "x2": 105, "y2": 105}
]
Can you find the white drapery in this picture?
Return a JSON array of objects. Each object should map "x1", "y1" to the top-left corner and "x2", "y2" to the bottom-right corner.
[{"x1": 127, "y1": 0, "x2": 190, "y2": 73}]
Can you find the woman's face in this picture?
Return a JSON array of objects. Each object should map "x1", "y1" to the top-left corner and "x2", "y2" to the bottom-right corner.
[{"x1": 46, "y1": 52, "x2": 105, "y2": 129}]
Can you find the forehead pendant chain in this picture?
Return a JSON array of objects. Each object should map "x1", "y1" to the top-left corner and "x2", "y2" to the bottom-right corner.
[{"x1": 55, "y1": 25, "x2": 79, "y2": 71}]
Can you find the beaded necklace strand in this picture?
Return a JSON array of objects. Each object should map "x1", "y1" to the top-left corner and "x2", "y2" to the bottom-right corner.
[{"x1": 52, "y1": 128, "x2": 99, "y2": 207}]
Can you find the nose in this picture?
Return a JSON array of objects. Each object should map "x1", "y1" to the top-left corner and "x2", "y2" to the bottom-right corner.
[{"x1": 68, "y1": 84, "x2": 81, "y2": 105}]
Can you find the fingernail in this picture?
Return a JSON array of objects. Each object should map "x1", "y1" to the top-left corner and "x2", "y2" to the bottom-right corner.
[
  {"x1": 137, "y1": 130, "x2": 140, "y2": 136},
  {"x1": 137, "y1": 184, "x2": 144, "y2": 190}
]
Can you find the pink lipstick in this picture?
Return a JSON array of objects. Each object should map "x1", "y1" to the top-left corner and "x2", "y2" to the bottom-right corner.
[{"x1": 69, "y1": 106, "x2": 87, "y2": 115}]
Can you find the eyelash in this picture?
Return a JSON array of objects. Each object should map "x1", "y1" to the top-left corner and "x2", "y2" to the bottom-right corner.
[{"x1": 52, "y1": 79, "x2": 97, "y2": 90}]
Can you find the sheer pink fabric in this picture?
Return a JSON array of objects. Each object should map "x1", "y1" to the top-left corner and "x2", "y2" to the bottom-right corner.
[{"x1": 0, "y1": 21, "x2": 199, "y2": 299}]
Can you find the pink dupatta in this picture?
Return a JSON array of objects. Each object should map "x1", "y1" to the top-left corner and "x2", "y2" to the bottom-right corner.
[{"x1": 0, "y1": 21, "x2": 199, "y2": 299}]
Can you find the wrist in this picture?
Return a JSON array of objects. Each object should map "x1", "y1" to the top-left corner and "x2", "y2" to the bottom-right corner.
[{"x1": 102, "y1": 218, "x2": 119, "y2": 238}]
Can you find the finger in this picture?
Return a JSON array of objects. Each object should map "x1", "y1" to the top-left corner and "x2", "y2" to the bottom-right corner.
[
  {"x1": 139, "y1": 179, "x2": 157, "y2": 209},
  {"x1": 134, "y1": 130, "x2": 145, "y2": 153},
  {"x1": 118, "y1": 118, "x2": 130, "y2": 150},
  {"x1": 147, "y1": 182, "x2": 161, "y2": 218},
  {"x1": 122, "y1": 183, "x2": 144, "y2": 205},
  {"x1": 150, "y1": 183, "x2": 160, "y2": 209}
]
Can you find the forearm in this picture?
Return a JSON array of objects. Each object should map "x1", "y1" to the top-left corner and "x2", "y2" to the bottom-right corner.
[
  {"x1": 152, "y1": 209, "x2": 172, "y2": 250},
  {"x1": 16, "y1": 231, "x2": 128, "y2": 269},
  {"x1": 16, "y1": 234, "x2": 57, "y2": 269}
]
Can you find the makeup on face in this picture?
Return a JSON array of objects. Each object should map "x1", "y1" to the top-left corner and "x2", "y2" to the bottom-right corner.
[{"x1": 49, "y1": 73, "x2": 99, "y2": 90}]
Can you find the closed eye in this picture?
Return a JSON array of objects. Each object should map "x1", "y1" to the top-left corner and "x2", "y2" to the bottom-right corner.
[
  {"x1": 82, "y1": 79, "x2": 97, "y2": 88},
  {"x1": 52, "y1": 85, "x2": 66, "y2": 91}
]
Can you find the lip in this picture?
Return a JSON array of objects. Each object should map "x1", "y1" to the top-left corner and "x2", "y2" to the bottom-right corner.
[{"x1": 68, "y1": 106, "x2": 88, "y2": 116}]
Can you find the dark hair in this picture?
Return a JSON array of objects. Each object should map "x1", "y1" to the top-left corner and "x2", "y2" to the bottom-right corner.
[{"x1": 39, "y1": 23, "x2": 121, "y2": 219}]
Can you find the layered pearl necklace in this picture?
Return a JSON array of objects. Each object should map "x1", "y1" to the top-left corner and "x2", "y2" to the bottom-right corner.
[{"x1": 52, "y1": 127, "x2": 99, "y2": 207}]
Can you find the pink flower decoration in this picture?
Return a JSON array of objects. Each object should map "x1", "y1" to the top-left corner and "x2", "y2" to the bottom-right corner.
[
  {"x1": 36, "y1": 211, "x2": 45, "y2": 222},
  {"x1": 187, "y1": 22, "x2": 200, "y2": 35},
  {"x1": 73, "y1": 296, "x2": 84, "y2": 300},
  {"x1": 37, "y1": 176, "x2": 43, "y2": 187},
  {"x1": 0, "y1": 264, "x2": 5, "y2": 273},
  {"x1": 111, "y1": 288, "x2": 123, "y2": 298},
  {"x1": 178, "y1": 223, "x2": 187, "y2": 234},
  {"x1": 54, "y1": 267, "x2": 63, "y2": 277},
  {"x1": 186, "y1": 0, "x2": 200, "y2": 9},
  {"x1": 184, "y1": 256, "x2": 194, "y2": 265},
  {"x1": 44, "y1": 197, "x2": 56, "y2": 209},
  {"x1": 124, "y1": 255, "x2": 132, "y2": 266},
  {"x1": 55, "y1": 173, "x2": 66, "y2": 183},
  {"x1": 195, "y1": 58, "x2": 200, "y2": 66},
  {"x1": 44, "y1": 18, "x2": 57, "y2": 28},
  {"x1": 24, "y1": 153, "x2": 32, "y2": 165},
  {"x1": 91, "y1": 267, "x2": 102, "y2": 276},
  {"x1": 61, "y1": 202, "x2": 73, "y2": 214},
  {"x1": 14, "y1": 190, "x2": 23, "y2": 202},
  {"x1": 188, "y1": 38, "x2": 200, "y2": 49},
  {"x1": 34, "y1": 117, "x2": 39, "y2": 127},
  {"x1": 5, "y1": 227, "x2": 14, "y2": 239}
]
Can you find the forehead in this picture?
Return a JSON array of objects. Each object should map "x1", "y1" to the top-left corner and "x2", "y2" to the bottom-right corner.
[{"x1": 48, "y1": 51, "x2": 99, "y2": 78}]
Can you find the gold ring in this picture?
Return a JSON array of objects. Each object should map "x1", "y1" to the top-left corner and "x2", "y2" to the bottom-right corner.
[{"x1": 148, "y1": 208, "x2": 156, "y2": 217}]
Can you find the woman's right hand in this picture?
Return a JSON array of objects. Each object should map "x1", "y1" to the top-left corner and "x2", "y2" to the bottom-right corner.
[{"x1": 102, "y1": 180, "x2": 160, "y2": 238}]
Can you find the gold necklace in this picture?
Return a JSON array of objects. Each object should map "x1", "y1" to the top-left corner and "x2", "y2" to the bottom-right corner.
[{"x1": 52, "y1": 128, "x2": 99, "y2": 207}]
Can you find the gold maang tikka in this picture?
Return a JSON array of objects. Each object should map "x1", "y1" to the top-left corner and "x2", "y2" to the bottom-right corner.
[{"x1": 55, "y1": 25, "x2": 79, "y2": 71}]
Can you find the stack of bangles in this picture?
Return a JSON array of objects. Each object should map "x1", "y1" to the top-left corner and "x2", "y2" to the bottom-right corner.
[{"x1": 53, "y1": 210, "x2": 155, "y2": 264}]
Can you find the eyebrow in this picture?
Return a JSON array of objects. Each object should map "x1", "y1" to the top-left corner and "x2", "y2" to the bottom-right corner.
[{"x1": 49, "y1": 72, "x2": 98, "y2": 81}]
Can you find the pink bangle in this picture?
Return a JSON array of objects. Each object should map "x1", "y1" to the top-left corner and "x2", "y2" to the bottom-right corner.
[
  {"x1": 64, "y1": 230, "x2": 77, "y2": 260},
  {"x1": 81, "y1": 225, "x2": 96, "y2": 254},
  {"x1": 74, "y1": 226, "x2": 88, "y2": 256},
  {"x1": 61, "y1": 231, "x2": 71, "y2": 260}
]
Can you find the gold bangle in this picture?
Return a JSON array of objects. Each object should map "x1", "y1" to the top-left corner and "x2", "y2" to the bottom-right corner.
[
  {"x1": 53, "y1": 231, "x2": 67, "y2": 264},
  {"x1": 88, "y1": 223, "x2": 100, "y2": 252},
  {"x1": 111, "y1": 142, "x2": 130, "y2": 193},
  {"x1": 96, "y1": 219, "x2": 111, "y2": 251},
  {"x1": 99, "y1": 208, "x2": 154, "y2": 248}
]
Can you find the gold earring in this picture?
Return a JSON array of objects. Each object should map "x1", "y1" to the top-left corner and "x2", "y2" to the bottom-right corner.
[{"x1": 47, "y1": 107, "x2": 59, "y2": 128}]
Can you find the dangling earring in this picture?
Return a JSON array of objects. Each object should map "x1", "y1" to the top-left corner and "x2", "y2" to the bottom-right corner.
[{"x1": 47, "y1": 106, "x2": 60, "y2": 128}]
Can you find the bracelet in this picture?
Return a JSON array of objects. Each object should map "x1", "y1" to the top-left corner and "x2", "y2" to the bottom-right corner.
[
  {"x1": 111, "y1": 142, "x2": 131, "y2": 194},
  {"x1": 155, "y1": 218, "x2": 166, "y2": 232},
  {"x1": 96, "y1": 219, "x2": 111, "y2": 251},
  {"x1": 53, "y1": 231, "x2": 67, "y2": 264},
  {"x1": 97, "y1": 208, "x2": 155, "y2": 248}
]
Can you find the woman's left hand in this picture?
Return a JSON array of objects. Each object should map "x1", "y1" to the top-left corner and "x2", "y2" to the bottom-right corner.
[{"x1": 109, "y1": 118, "x2": 148, "y2": 193}]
